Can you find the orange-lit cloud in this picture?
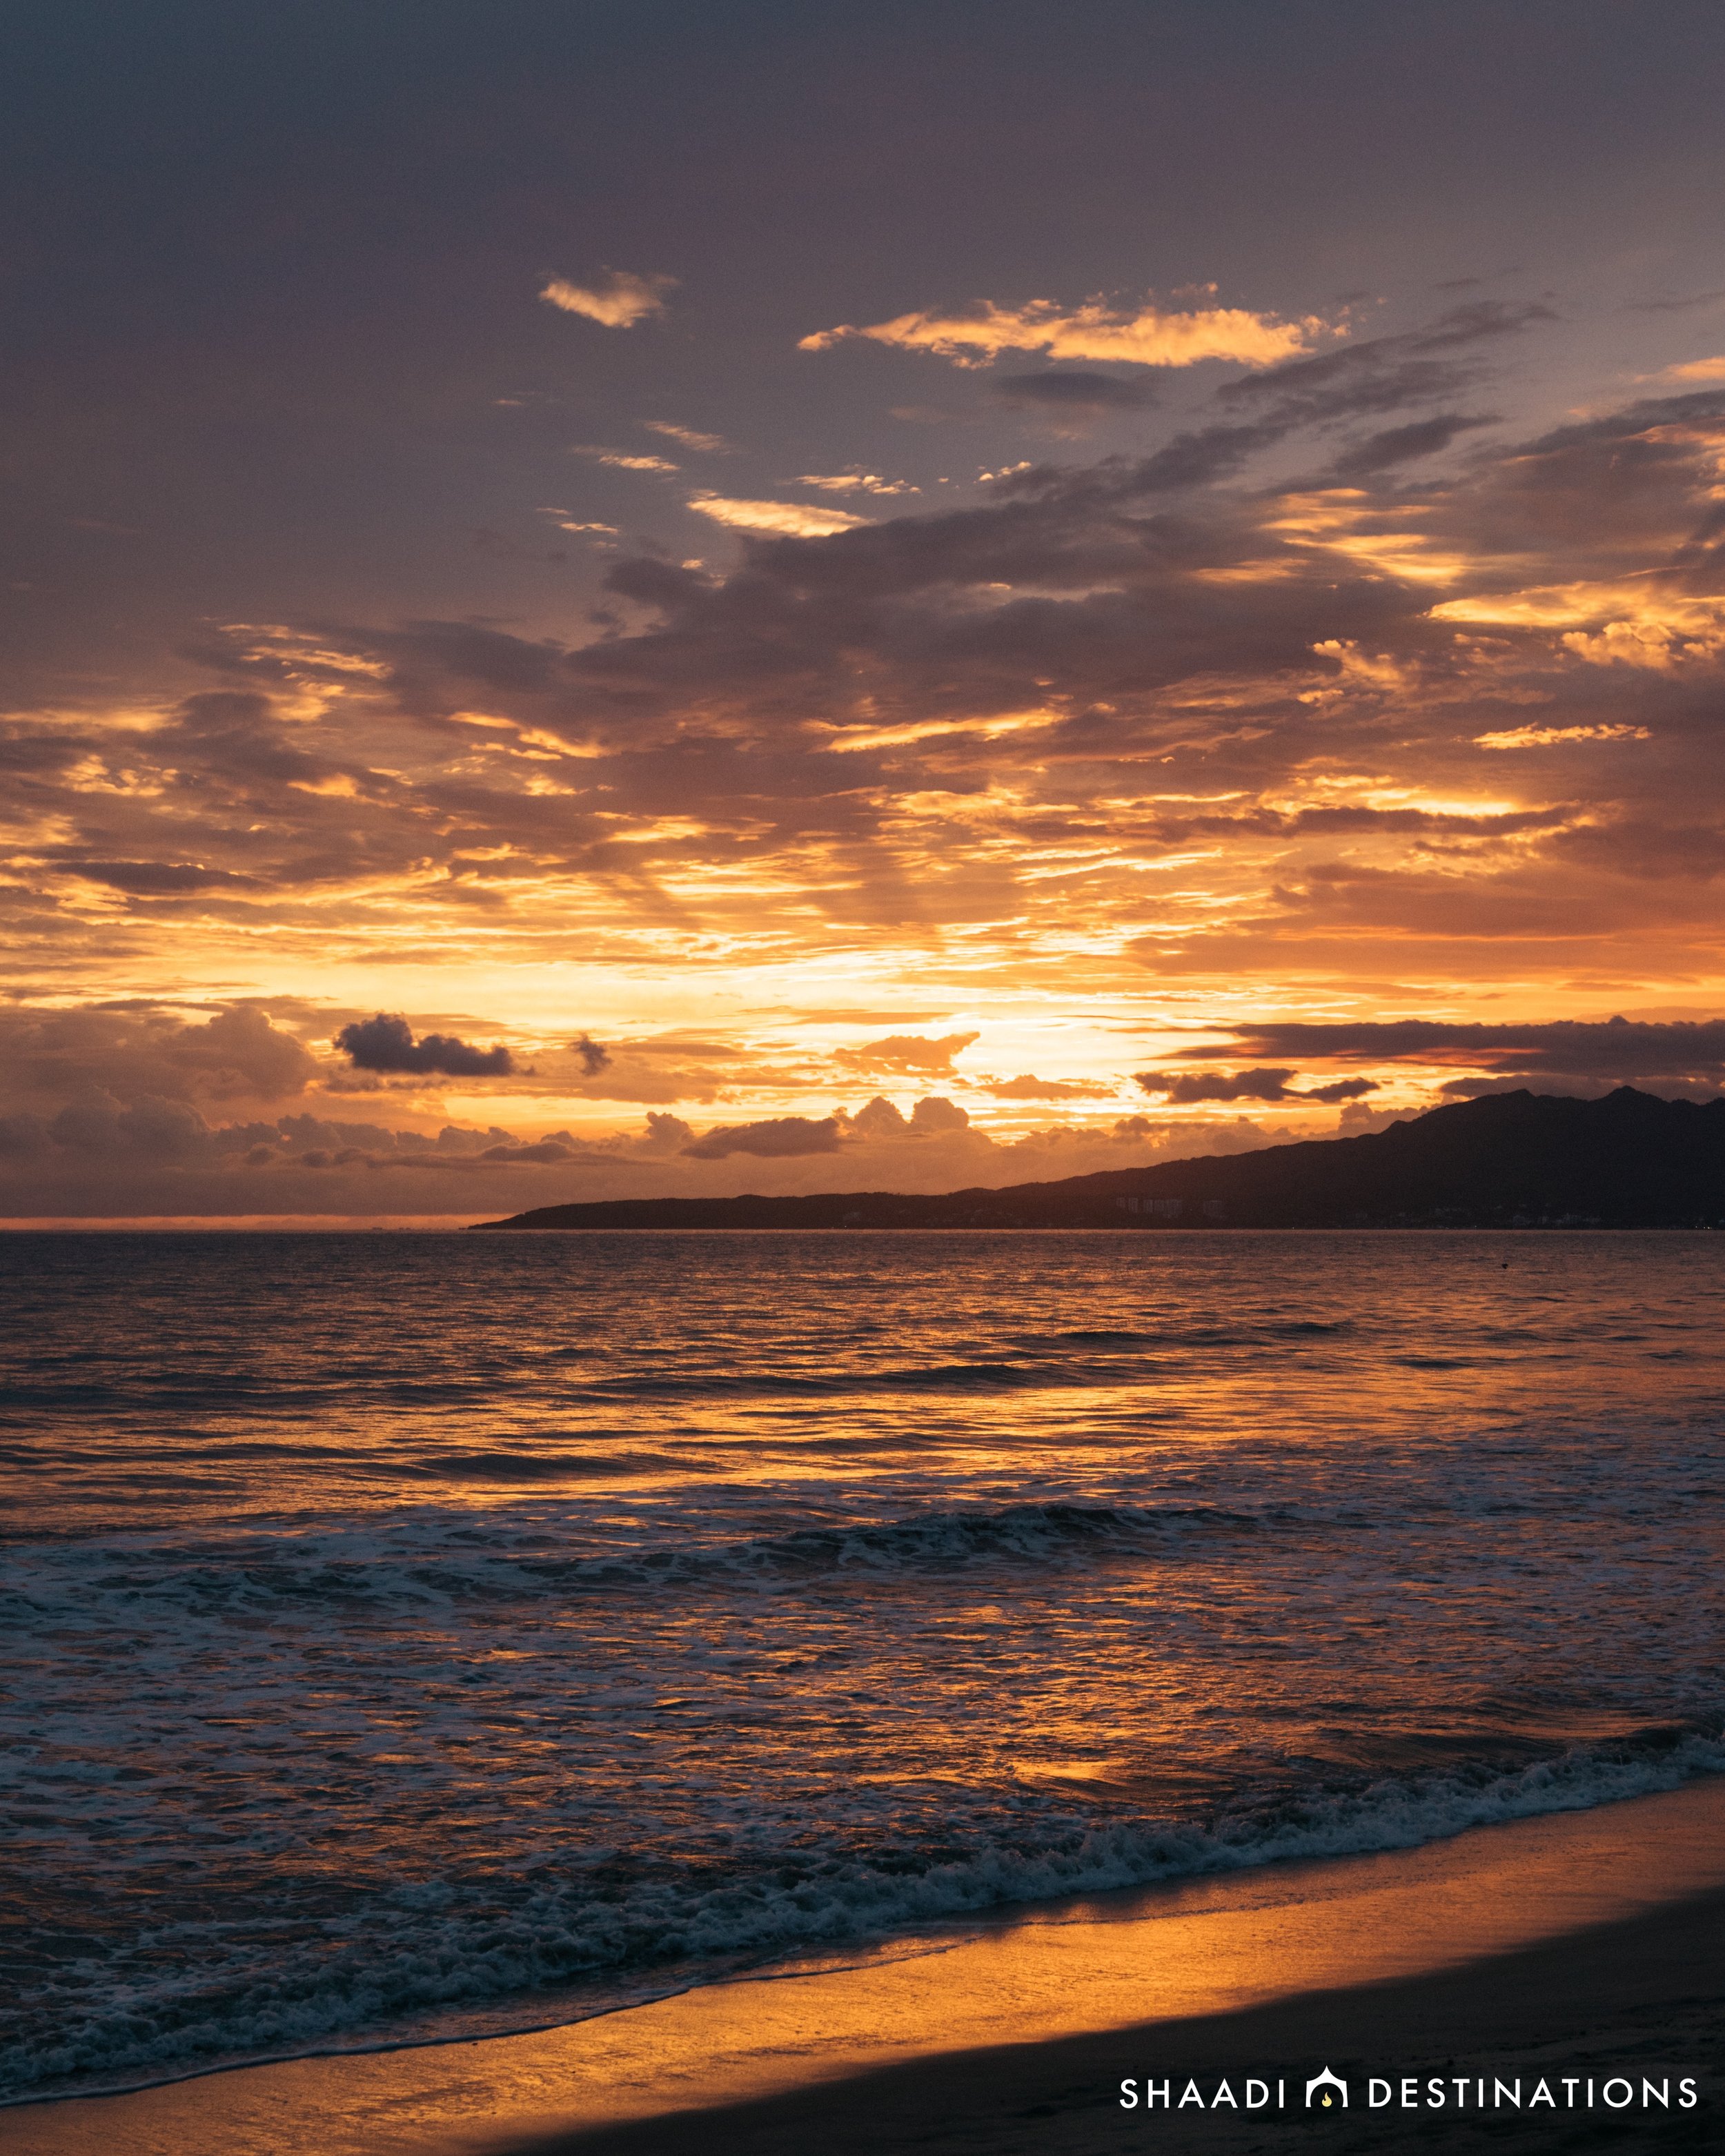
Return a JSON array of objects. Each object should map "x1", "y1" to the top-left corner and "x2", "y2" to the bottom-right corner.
[
  {"x1": 686, "y1": 493, "x2": 870, "y2": 534},
  {"x1": 8, "y1": 326, "x2": 1725, "y2": 1218},
  {"x1": 800, "y1": 290, "x2": 1332, "y2": 369},
  {"x1": 793, "y1": 473, "x2": 918, "y2": 494},
  {"x1": 1473, "y1": 722, "x2": 1650, "y2": 749}
]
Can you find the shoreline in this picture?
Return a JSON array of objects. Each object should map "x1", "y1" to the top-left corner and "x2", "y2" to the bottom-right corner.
[
  {"x1": 10, "y1": 1774, "x2": 1725, "y2": 2156},
  {"x1": 508, "y1": 1881, "x2": 1724, "y2": 2156}
]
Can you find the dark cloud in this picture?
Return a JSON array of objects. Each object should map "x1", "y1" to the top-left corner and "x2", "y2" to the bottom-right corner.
[
  {"x1": 60, "y1": 860, "x2": 266, "y2": 895},
  {"x1": 571, "y1": 1033, "x2": 612, "y2": 1075},
  {"x1": 1218, "y1": 301, "x2": 1555, "y2": 426},
  {"x1": 1330, "y1": 413, "x2": 1498, "y2": 476},
  {"x1": 989, "y1": 372, "x2": 1157, "y2": 412},
  {"x1": 1136, "y1": 1067, "x2": 1299, "y2": 1103},
  {"x1": 1203, "y1": 1017, "x2": 1725, "y2": 1084},
  {"x1": 1300, "y1": 1076, "x2": 1381, "y2": 1104},
  {"x1": 336, "y1": 1013, "x2": 518, "y2": 1077},
  {"x1": 1626, "y1": 288, "x2": 1725, "y2": 314},
  {"x1": 1136, "y1": 1067, "x2": 1379, "y2": 1105},
  {"x1": 680, "y1": 1115, "x2": 843, "y2": 1159}
]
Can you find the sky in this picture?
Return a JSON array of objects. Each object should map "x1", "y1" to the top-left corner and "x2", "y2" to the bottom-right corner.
[{"x1": 6, "y1": 0, "x2": 1725, "y2": 1223}]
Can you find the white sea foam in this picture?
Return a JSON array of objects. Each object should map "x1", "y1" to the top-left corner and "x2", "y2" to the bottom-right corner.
[{"x1": 6, "y1": 1734, "x2": 1722, "y2": 2101}]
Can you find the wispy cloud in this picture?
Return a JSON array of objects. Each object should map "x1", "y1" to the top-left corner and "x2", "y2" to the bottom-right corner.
[
  {"x1": 1474, "y1": 722, "x2": 1650, "y2": 749},
  {"x1": 799, "y1": 289, "x2": 1331, "y2": 370},
  {"x1": 687, "y1": 493, "x2": 869, "y2": 535},
  {"x1": 792, "y1": 473, "x2": 918, "y2": 494},
  {"x1": 1666, "y1": 355, "x2": 1725, "y2": 381},
  {"x1": 989, "y1": 370, "x2": 1158, "y2": 411},
  {"x1": 644, "y1": 422, "x2": 731, "y2": 452},
  {"x1": 835, "y1": 1031, "x2": 978, "y2": 1074},
  {"x1": 571, "y1": 446, "x2": 680, "y2": 473},
  {"x1": 540, "y1": 269, "x2": 676, "y2": 328}
]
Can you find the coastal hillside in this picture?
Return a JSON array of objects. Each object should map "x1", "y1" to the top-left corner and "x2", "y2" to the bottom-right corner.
[{"x1": 474, "y1": 1087, "x2": 1725, "y2": 1231}]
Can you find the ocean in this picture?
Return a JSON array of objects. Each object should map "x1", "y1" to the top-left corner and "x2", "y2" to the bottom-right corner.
[{"x1": 4, "y1": 1229, "x2": 1724, "y2": 2105}]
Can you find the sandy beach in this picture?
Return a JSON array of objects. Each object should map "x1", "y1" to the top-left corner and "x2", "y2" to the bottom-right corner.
[
  {"x1": 513, "y1": 1883, "x2": 1722, "y2": 2156},
  {"x1": 9, "y1": 1777, "x2": 1722, "y2": 2156}
]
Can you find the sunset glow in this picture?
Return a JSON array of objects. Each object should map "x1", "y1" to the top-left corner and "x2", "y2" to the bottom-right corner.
[{"x1": 7, "y1": 6, "x2": 1725, "y2": 1225}]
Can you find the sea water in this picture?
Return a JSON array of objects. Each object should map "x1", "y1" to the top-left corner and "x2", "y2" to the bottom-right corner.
[{"x1": 3, "y1": 1229, "x2": 1722, "y2": 2101}]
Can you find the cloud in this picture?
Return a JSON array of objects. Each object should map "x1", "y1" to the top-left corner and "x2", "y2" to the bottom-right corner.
[
  {"x1": 1136, "y1": 1067, "x2": 1299, "y2": 1103},
  {"x1": 571, "y1": 1033, "x2": 611, "y2": 1075},
  {"x1": 988, "y1": 370, "x2": 1159, "y2": 413},
  {"x1": 1474, "y1": 722, "x2": 1650, "y2": 748},
  {"x1": 978, "y1": 1074, "x2": 1119, "y2": 1099},
  {"x1": 1134, "y1": 1067, "x2": 1379, "y2": 1105},
  {"x1": 480, "y1": 1138, "x2": 578, "y2": 1163},
  {"x1": 0, "y1": 1083, "x2": 1287, "y2": 1223},
  {"x1": 335, "y1": 1013, "x2": 518, "y2": 1077},
  {"x1": 793, "y1": 473, "x2": 918, "y2": 494},
  {"x1": 1301, "y1": 1077, "x2": 1383, "y2": 1103},
  {"x1": 1665, "y1": 356, "x2": 1725, "y2": 381},
  {"x1": 835, "y1": 1031, "x2": 979, "y2": 1074},
  {"x1": 573, "y1": 446, "x2": 680, "y2": 473},
  {"x1": 799, "y1": 291, "x2": 1330, "y2": 370},
  {"x1": 17, "y1": 332, "x2": 1725, "y2": 1113},
  {"x1": 841, "y1": 1094, "x2": 970, "y2": 1135},
  {"x1": 846, "y1": 1096, "x2": 909, "y2": 1138},
  {"x1": 1217, "y1": 301, "x2": 1552, "y2": 425},
  {"x1": 681, "y1": 1114, "x2": 842, "y2": 1158},
  {"x1": 59, "y1": 860, "x2": 264, "y2": 893},
  {"x1": 0, "y1": 1005, "x2": 317, "y2": 1111},
  {"x1": 1201, "y1": 1018, "x2": 1725, "y2": 1085},
  {"x1": 644, "y1": 422, "x2": 731, "y2": 452},
  {"x1": 1329, "y1": 412, "x2": 1497, "y2": 475},
  {"x1": 540, "y1": 270, "x2": 675, "y2": 328},
  {"x1": 686, "y1": 493, "x2": 871, "y2": 536}
]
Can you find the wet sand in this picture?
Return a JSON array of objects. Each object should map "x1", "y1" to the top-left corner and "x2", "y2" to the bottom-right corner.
[{"x1": 9, "y1": 1778, "x2": 1725, "y2": 2156}]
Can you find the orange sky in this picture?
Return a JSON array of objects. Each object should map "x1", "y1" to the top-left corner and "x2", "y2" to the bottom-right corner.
[{"x1": 6, "y1": 6, "x2": 1725, "y2": 1220}]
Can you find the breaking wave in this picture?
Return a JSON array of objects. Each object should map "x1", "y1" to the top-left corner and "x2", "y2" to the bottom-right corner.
[{"x1": 7, "y1": 1722, "x2": 1722, "y2": 2103}]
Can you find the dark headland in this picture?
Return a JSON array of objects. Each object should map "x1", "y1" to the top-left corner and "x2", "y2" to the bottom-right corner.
[{"x1": 474, "y1": 1086, "x2": 1725, "y2": 1232}]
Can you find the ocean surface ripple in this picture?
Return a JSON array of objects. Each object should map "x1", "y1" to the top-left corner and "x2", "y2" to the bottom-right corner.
[{"x1": 3, "y1": 1229, "x2": 1722, "y2": 2101}]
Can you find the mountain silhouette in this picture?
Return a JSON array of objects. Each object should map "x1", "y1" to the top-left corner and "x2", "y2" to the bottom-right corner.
[{"x1": 473, "y1": 1088, "x2": 1725, "y2": 1232}]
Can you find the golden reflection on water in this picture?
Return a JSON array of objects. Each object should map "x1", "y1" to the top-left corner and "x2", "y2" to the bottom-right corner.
[{"x1": 7, "y1": 1233, "x2": 1725, "y2": 2110}]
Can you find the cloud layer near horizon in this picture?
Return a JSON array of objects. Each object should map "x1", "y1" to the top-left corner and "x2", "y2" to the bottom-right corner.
[{"x1": 0, "y1": 1000, "x2": 1300, "y2": 1220}]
